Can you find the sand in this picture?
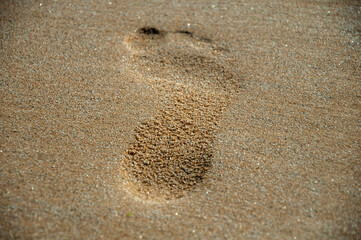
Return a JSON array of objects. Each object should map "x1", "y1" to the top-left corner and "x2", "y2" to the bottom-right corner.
[{"x1": 0, "y1": 0, "x2": 360, "y2": 239}]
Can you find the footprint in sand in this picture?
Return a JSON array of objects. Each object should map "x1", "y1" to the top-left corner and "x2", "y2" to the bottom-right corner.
[{"x1": 121, "y1": 27, "x2": 241, "y2": 202}]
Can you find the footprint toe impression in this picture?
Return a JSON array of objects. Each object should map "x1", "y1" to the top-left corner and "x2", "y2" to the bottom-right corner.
[{"x1": 122, "y1": 27, "x2": 240, "y2": 201}]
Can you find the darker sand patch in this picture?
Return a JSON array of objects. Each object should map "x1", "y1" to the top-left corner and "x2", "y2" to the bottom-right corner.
[{"x1": 138, "y1": 27, "x2": 162, "y2": 36}]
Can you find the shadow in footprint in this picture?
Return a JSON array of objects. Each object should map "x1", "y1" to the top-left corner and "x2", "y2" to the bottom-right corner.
[{"x1": 121, "y1": 27, "x2": 240, "y2": 202}]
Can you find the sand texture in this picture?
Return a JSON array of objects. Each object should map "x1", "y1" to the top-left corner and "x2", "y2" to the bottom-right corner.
[{"x1": 1, "y1": 0, "x2": 360, "y2": 239}]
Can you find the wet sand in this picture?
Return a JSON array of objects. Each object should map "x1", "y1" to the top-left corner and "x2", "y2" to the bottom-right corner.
[{"x1": 1, "y1": 0, "x2": 360, "y2": 239}]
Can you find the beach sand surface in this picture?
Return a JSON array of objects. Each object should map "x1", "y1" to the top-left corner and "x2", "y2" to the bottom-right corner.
[{"x1": 1, "y1": 0, "x2": 360, "y2": 239}]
